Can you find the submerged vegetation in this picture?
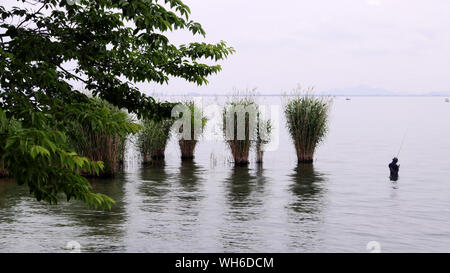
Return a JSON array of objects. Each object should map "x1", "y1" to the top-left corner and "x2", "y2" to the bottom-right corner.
[
  {"x1": 255, "y1": 113, "x2": 272, "y2": 163},
  {"x1": 285, "y1": 94, "x2": 331, "y2": 163},
  {"x1": 222, "y1": 98, "x2": 258, "y2": 166},
  {"x1": 64, "y1": 98, "x2": 141, "y2": 177},
  {"x1": 177, "y1": 101, "x2": 207, "y2": 160},
  {"x1": 138, "y1": 118, "x2": 174, "y2": 164}
]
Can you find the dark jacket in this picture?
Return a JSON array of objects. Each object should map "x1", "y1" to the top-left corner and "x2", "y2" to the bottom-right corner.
[{"x1": 389, "y1": 161, "x2": 399, "y2": 178}]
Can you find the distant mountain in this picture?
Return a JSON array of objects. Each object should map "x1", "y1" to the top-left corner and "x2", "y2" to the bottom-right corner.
[
  {"x1": 152, "y1": 86, "x2": 450, "y2": 97},
  {"x1": 424, "y1": 91, "x2": 450, "y2": 96},
  {"x1": 322, "y1": 85, "x2": 450, "y2": 96},
  {"x1": 322, "y1": 85, "x2": 399, "y2": 96}
]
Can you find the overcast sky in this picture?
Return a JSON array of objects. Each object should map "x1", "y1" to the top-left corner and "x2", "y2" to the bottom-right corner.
[
  {"x1": 4, "y1": 0, "x2": 450, "y2": 95},
  {"x1": 143, "y1": 0, "x2": 450, "y2": 95}
]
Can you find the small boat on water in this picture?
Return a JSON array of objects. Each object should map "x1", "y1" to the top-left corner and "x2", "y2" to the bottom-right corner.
[
  {"x1": 445, "y1": 98, "x2": 449, "y2": 103},
  {"x1": 345, "y1": 98, "x2": 351, "y2": 101}
]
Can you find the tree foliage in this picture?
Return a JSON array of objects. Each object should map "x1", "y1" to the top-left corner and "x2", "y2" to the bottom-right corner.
[
  {"x1": 0, "y1": 0, "x2": 234, "y2": 208},
  {"x1": 0, "y1": 107, "x2": 115, "y2": 209},
  {"x1": 0, "y1": 0, "x2": 234, "y2": 119}
]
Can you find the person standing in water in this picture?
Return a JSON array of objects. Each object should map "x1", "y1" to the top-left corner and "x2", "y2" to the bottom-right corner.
[{"x1": 389, "y1": 157, "x2": 400, "y2": 181}]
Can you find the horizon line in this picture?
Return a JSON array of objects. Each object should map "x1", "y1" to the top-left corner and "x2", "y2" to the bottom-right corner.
[{"x1": 151, "y1": 93, "x2": 450, "y2": 97}]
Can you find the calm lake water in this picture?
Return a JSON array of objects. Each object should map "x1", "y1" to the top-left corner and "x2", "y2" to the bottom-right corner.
[{"x1": 1, "y1": 96, "x2": 450, "y2": 253}]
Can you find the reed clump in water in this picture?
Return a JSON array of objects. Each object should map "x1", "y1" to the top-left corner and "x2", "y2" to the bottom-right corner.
[
  {"x1": 285, "y1": 94, "x2": 330, "y2": 163},
  {"x1": 177, "y1": 101, "x2": 207, "y2": 160},
  {"x1": 223, "y1": 98, "x2": 258, "y2": 166},
  {"x1": 255, "y1": 113, "x2": 272, "y2": 164},
  {"x1": 66, "y1": 98, "x2": 140, "y2": 177},
  {"x1": 138, "y1": 118, "x2": 174, "y2": 164}
]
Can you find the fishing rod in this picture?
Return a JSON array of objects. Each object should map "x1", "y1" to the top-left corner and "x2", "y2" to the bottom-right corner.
[{"x1": 396, "y1": 128, "x2": 408, "y2": 158}]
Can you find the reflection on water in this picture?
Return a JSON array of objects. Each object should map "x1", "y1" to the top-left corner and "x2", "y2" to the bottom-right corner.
[
  {"x1": 225, "y1": 167, "x2": 257, "y2": 207},
  {"x1": 71, "y1": 176, "x2": 128, "y2": 252},
  {"x1": 0, "y1": 179, "x2": 23, "y2": 222},
  {"x1": 0, "y1": 176, "x2": 128, "y2": 253},
  {"x1": 255, "y1": 165, "x2": 268, "y2": 194},
  {"x1": 139, "y1": 162, "x2": 171, "y2": 202},
  {"x1": 73, "y1": 177, "x2": 127, "y2": 235},
  {"x1": 289, "y1": 164, "x2": 326, "y2": 215},
  {"x1": 285, "y1": 164, "x2": 327, "y2": 251},
  {"x1": 178, "y1": 160, "x2": 202, "y2": 194},
  {"x1": 391, "y1": 181, "x2": 399, "y2": 190},
  {"x1": 220, "y1": 166, "x2": 267, "y2": 252},
  {"x1": 176, "y1": 161, "x2": 205, "y2": 209}
]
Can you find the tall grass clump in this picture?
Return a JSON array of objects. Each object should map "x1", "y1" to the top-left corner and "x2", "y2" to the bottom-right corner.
[
  {"x1": 285, "y1": 94, "x2": 330, "y2": 163},
  {"x1": 255, "y1": 113, "x2": 272, "y2": 163},
  {"x1": 223, "y1": 97, "x2": 258, "y2": 166},
  {"x1": 138, "y1": 118, "x2": 174, "y2": 164},
  {"x1": 65, "y1": 98, "x2": 141, "y2": 177},
  {"x1": 176, "y1": 101, "x2": 207, "y2": 160}
]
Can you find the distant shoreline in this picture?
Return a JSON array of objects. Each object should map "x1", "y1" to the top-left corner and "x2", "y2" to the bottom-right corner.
[{"x1": 152, "y1": 94, "x2": 450, "y2": 97}]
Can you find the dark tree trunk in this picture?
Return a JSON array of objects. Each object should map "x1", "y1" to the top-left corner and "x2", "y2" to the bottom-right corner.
[{"x1": 179, "y1": 140, "x2": 198, "y2": 160}]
